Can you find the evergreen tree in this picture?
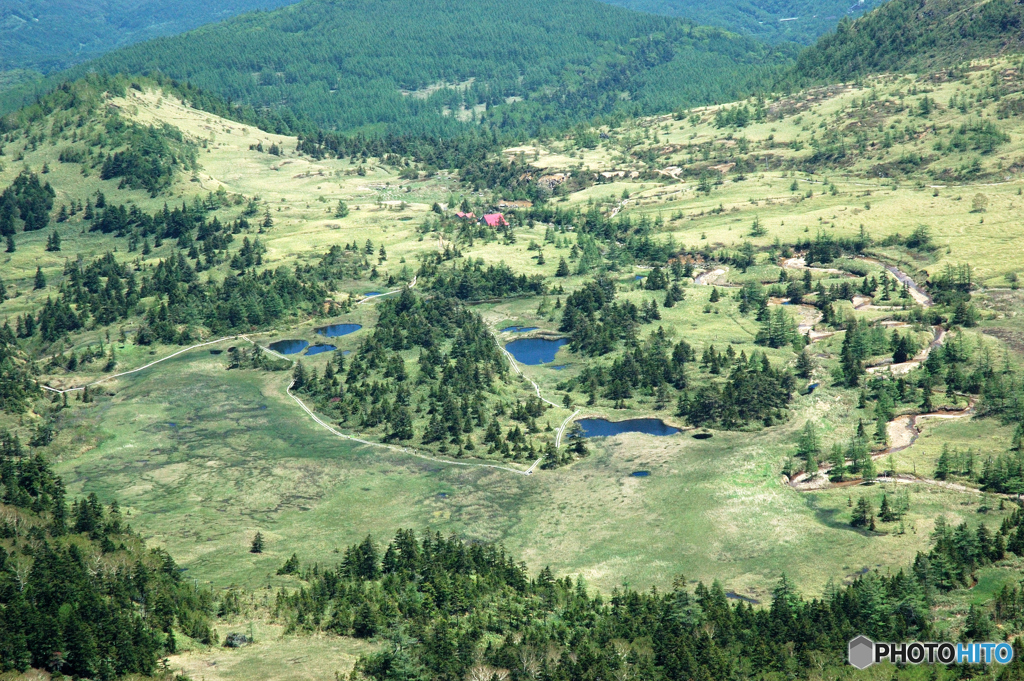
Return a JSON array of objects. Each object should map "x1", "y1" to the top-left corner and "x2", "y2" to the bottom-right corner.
[
  {"x1": 555, "y1": 257, "x2": 570, "y2": 277},
  {"x1": 851, "y1": 496, "x2": 873, "y2": 527},
  {"x1": 878, "y1": 494, "x2": 896, "y2": 522},
  {"x1": 33, "y1": 266, "x2": 46, "y2": 290},
  {"x1": 250, "y1": 531, "x2": 265, "y2": 553},
  {"x1": 795, "y1": 348, "x2": 814, "y2": 378},
  {"x1": 334, "y1": 200, "x2": 350, "y2": 218}
]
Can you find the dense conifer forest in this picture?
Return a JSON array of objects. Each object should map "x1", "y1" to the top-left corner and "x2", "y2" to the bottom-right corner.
[
  {"x1": 788, "y1": 0, "x2": 1024, "y2": 85},
  {"x1": 2, "y1": 0, "x2": 790, "y2": 136},
  {"x1": 0, "y1": 0, "x2": 300, "y2": 75}
]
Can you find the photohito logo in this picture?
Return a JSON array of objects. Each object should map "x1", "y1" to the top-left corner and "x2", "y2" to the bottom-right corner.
[{"x1": 848, "y1": 636, "x2": 1014, "y2": 669}]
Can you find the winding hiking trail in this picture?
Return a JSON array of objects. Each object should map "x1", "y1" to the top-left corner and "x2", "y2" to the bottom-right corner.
[
  {"x1": 787, "y1": 399, "x2": 977, "y2": 493},
  {"x1": 777, "y1": 255, "x2": 990, "y2": 496}
]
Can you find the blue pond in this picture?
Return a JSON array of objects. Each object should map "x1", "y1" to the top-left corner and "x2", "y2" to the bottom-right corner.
[
  {"x1": 364, "y1": 291, "x2": 383, "y2": 297},
  {"x1": 316, "y1": 323, "x2": 362, "y2": 338},
  {"x1": 268, "y1": 339, "x2": 309, "y2": 355},
  {"x1": 577, "y1": 418, "x2": 679, "y2": 438},
  {"x1": 631, "y1": 471, "x2": 651, "y2": 477},
  {"x1": 305, "y1": 344, "x2": 337, "y2": 356},
  {"x1": 550, "y1": 365, "x2": 568, "y2": 371},
  {"x1": 506, "y1": 337, "x2": 567, "y2": 365},
  {"x1": 500, "y1": 326, "x2": 539, "y2": 333},
  {"x1": 635, "y1": 274, "x2": 646, "y2": 280}
]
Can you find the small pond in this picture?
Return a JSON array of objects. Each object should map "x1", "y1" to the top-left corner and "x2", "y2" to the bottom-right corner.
[
  {"x1": 692, "y1": 432, "x2": 714, "y2": 440},
  {"x1": 305, "y1": 344, "x2": 337, "y2": 356},
  {"x1": 316, "y1": 323, "x2": 362, "y2": 338},
  {"x1": 209, "y1": 349, "x2": 223, "y2": 355},
  {"x1": 505, "y1": 337, "x2": 567, "y2": 365},
  {"x1": 268, "y1": 339, "x2": 309, "y2": 355},
  {"x1": 631, "y1": 471, "x2": 650, "y2": 477},
  {"x1": 500, "y1": 325, "x2": 539, "y2": 333},
  {"x1": 577, "y1": 418, "x2": 679, "y2": 438},
  {"x1": 550, "y1": 365, "x2": 568, "y2": 371}
]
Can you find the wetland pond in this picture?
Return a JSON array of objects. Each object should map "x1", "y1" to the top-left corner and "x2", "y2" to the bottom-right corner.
[
  {"x1": 577, "y1": 418, "x2": 679, "y2": 438},
  {"x1": 316, "y1": 323, "x2": 362, "y2": 338},
  {"x1": 505, "y1": 337, "x2": 567, "y2": 365},
  {"x1": 268, "y1": 339, "x2": 309, "y2": 355}
]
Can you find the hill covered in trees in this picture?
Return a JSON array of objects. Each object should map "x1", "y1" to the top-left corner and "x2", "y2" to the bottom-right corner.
[
  {"x1": 3, "y1": 0, "x2": 790, "y2": 137},
  {"x1": 788, "y1": 0, "x2": 1024, "y2": 84},
  {"x1": 0, "y1": 0, "x2": 300, "y2": 76},
  {"x1": 599, "y1": 0, "x2": 885, "y2": 45}
]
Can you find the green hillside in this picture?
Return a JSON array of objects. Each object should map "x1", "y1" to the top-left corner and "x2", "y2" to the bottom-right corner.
[
  {"x1": 599, "y1": 0, "x2": 885, "y2": 44},
  {"x1": 2, "y1": 0, "x2": 790, "y2": 137},
  {"x1": 0, "y1": 0, "x2": 300, "y2": 75},
  {"x1": 790, "y1": 0, "x2": 1024, "y2": 84}
]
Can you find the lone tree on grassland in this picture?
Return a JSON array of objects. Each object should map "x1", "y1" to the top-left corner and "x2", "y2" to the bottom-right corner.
[{"x1": 250, "y1": 531, "x2": 265, "y2": 554}]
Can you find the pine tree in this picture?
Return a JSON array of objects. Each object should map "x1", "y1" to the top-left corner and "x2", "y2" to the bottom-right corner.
[
  {"x1": 250, "y1": 532, "x2": 265, "y2": 553},
  {"x1": 935, "y1": 443, "x2": 952, "y2": 480},
  {"x1": 5, "y1": 234, "x2": 14, "y2": 253},
  {"x1": 851, "y1": 496, "x2": 873, "y2": 527},
  {"x1": 878, "y1": 494, "x2": 896, "y2": 522},
  {"x1": 262, "y1": 207, "x2": 274, "y2": 231},
  {"x1": 334, "y1": 200, "x2": 350, "y2": 218},
  {"x1": 33, "y1": 267, "x2": 46, "y2": 290},
  {"x1": 829, "y1": 444, "x2": 846, "y2": 481},
  {"x1": 555, "y1": 257, "x2": 570, "y2": 277},
  {"x1": 45, "y1": 230, "x2": 61, "y2": 252},
  {"x1": 795, "y1": 348, "x2": 814, "y2": 378},
  {"x1": 709, "y1": 287, "x2": 720, "y2": 303}
]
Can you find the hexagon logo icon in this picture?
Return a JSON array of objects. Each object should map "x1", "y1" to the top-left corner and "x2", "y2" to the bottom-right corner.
[{"x1": 848, "y1": 636, "x2": 875, "y2": 669}]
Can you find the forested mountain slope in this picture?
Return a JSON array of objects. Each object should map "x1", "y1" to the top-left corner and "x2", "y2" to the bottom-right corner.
[
  {"x1": 0, "y1": 0, "x2": 300, "y2": 75},
  {"x1": 3, "y1": 0, "x2": 791, "y2": 137},
  {"x1": 599, "y1": 0, "x2": 885, "y2": 44},
  {"x1": 789, "y1": 0, "x2": 1024, "y2": 84}
]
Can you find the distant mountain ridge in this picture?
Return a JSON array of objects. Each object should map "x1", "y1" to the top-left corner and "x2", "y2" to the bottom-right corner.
[
  {"x1": 598, "y1": 0, "x2": 886, "y2": 44},
  {"x1": 0, "y1": 0, "x2": 300, "y2": 74},
  {"x1": 5, "y1": 0, "x2": 791, "y2": 137},
  {"x1": 790, "y1": 0, "x2": 1024, "y2": 83}
]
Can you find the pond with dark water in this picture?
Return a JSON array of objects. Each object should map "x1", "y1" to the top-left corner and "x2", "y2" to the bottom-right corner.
[
  {"x1": 505, "y1": 337, "x2": 567, "y2": 365},
  {"x1": 268, "y1": 339, "x2": 309, "y2": 355},
  {"x1": 577, "y1": 418, "x2": 679, "y2": 438},
  {"x1": 304, "y1": 344, "x2": 337, "y2": 356},
  {"x1": 316, "y1": 323, "x2": 362, "y2": 338}
]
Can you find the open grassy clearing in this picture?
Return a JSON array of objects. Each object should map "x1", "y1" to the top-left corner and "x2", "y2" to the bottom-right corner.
[{"x1": 42, "y1": 330, "x2": 1014, "y2": 601}]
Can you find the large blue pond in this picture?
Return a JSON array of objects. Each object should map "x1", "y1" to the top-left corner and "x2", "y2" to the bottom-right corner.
[
  {"x1": 316, "y1": 323, "x2": 362, "y2": 338},
  {"x1": 506, "y1": 337, "x2": 567, "y2": 365},
  {"x1": 305, "y1": 344, "x2": 337, "y2": 356},
  {"x1": 268, "y1": 339, "x2": 309, "y2": 355},
  {"x1": 577, "y1": 418, "x2": 679, "y2": 438}
]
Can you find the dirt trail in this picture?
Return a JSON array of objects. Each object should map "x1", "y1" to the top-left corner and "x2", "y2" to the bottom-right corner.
[
  {"x1": 782, "y1": 257, "x2": 851, "y2": 277},
  {"x1": 787, "y1": 399, "x2": 976, "y2": 492},
  {"x1": 865, "y1": 325, "x2": 945, "y2": 376},
  {"x1": 695, "y1": 267, "x2": 727, "y2": 286}
]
